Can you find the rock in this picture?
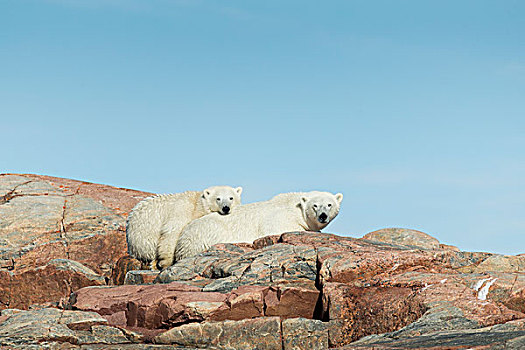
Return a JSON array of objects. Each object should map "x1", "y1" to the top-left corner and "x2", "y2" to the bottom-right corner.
[
  {"x1": 71, "y1": 282, "x2": 319, "y2": 331},
  {"x1": 264, "y1": 286, "x2": 319, "y2": 319},
  {"x1": 71, "y1": 282, "x2": 203, "y2": 328},
  {"x1": 79, "y1": 346, "x2": 182, "y2": 349},
  {"x1": 154, "y1": 317, "x2": 282, "y2": 349},
  {"x1": 50, "y1": 258, "x2": 107, "y2": 283},
  {"x1": 124, "y1": 270, "x2": 159, "y2": 285},
  {"x1": 2, "y1": 174, "x2": 525, "y2": 349},
  {"x1": 0, "y1": 258, "x2": 106, "y2": 310},
  {"x1": 17, "y1": 174, "x2": 150, "y2": 216},
  {"x1": 282, "y1": 318, "x2": 328, "y2": 350},
  {"x1": 344, "y1": 318, "x2": 525, "y2": 349},
  {"x1": 0, "y1": 307, "x2": 135, "y2": 347},
  {"x1": 264, "y1": 232, "x2": 524, "y2": 347},
  {"x1": 384, "y1": 301, "x2": 480, "y2": 337},
  {"x1": 321, "y1": 282, "x2": 427, "y2": 347},
  {"x1": 362, "y1": 227, "x2": 441, "y2": 250},
  {"x1": 440, "y1": 243, "x2": 461, "y2": 251},
  {"x1": 470, "y1": 254, "x2": 525, "y2": 273},
  {"x1": 111, "y1": 255, "x2": 144, "y2": 285},
  {"x1": 455, "y1": 271, "x2": 525, "y2": 314},
  {"x1": 125, "y1": 288, "x2": 226, "y2": 330},
  {"x1": 0, "y1": 174, "x2": 151, "y2": 310},
  {"x1": 0, "y1": 174, "x2": 150, "y2": 271},
  {"x1": 154, "y1": 243, "x2": 258, "y2": 287},
  {"x1": 75, "y1": 229, "x2": 525, "y2": 348},
  {"x1": 252, "y1": 234, "x2": 282, "y2": 249},
  {"x1": 157, "y1": 243, "x2": 318, "y2": 293},
  {"x1": 372, "y1": 271, "x2": 524, "y2": 326},
  {"x1": 3, "y1": 345, "x2": 178, "y2": 350}
]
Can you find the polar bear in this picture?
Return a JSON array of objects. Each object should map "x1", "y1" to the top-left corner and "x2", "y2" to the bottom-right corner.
[
  {"x1": 174, "y1": 191, "x2": 342, "y2": 261},
  {"x1": 126, "y1": 185, "x2": 242, "y2": 269}
]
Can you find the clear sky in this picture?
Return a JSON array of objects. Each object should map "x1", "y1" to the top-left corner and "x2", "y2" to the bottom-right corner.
[{"x1": 1, "y1": 0, "x2": 524, "y2": 254}]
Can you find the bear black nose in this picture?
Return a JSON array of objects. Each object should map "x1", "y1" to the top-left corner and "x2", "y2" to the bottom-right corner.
[
  {"x1": 222, "y1": 206, "x2": 230, "y2": 214},
  {"x1": 318, "y1": 212, "x2": 328, "y2": 223}
]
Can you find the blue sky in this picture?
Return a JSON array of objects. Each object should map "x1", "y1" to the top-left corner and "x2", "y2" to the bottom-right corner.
[{"x1": 1, "y1": 0, "x2": 524, "y2": 254}]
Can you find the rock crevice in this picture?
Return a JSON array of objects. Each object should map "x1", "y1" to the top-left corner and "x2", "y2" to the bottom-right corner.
[{"x1": 0, "y1": 180, "x2": 33, "y2": 205}]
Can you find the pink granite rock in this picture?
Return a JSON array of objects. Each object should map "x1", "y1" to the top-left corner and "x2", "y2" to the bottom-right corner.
[{"x1": 0, "y1": 174, "x2": 151, "y2": 310}]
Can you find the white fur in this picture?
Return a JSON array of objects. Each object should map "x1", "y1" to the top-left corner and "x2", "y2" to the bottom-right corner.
[
  {"x1": 126, "y1": 186, "x2": 242, "y2": 269},
  {"x1": 174, "y1": 191, "x2": 343, "y2": 261}
]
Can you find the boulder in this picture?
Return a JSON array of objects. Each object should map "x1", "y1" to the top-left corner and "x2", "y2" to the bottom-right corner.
[
  {"x1": 70, "y1": 282, "x2": 319, "y2": 331},
  {"x1": 321, "y1": 282, "x2": 427, "y2": 346},
  {"x1": 362, "y1": 227, "x2": 442, "y2": 250},
  {"x1": 0, "y1": 258, "x2": 106, "y2": 310},
  {"x1": 0, "y1": 307, "x2": 138, "y2": 347},
  {"x1": 0, "y1": 174, "x2": 151, "y2": 310},
  {"x1": 467, "y1": 254, "x2": 525, "y2": 273},
  {"x1": 344, "y1": 318, "x2": 525, "y2": 349},
  {"x1": 124, "y1": 269, "x2": 160, "y2": 285},
  {"x1": 154, "y1": 317, "x2": 329, "y2": 350},
  {"x1": 154, "y1": 317, "x2": 282, "y2": 349},
  {"x1": 156, "y1": 242, "x2": 318, "y2": 293},
  {"x1": 111, "y1": 255, "x2": 144, "y2": 285}
]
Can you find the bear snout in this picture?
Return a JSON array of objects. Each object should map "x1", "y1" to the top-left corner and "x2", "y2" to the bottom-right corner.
[
  {"x1": 318, "y1": 212, "x2": 328, "y2": 223},
  {"x1": 222, "y1": 206, "x2": 230, "y2": 214}
]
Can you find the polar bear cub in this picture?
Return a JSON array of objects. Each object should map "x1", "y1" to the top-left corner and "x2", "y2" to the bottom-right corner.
[
  {"x1": 126, "y1": 185, "x2": 242, "y2": 269},
  {"x1": 175, "y1": 191, "x2": 342, "y2": 261}
]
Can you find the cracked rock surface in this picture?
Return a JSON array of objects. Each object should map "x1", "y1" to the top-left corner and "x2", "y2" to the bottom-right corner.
[
  {"x1": 0, "y1": 174, "x2": 151, "y2": 310},
  {"x1": 0, "y1": 307, "x2": 135, "y2": 347},
  {"x1": 73, "y1": 231, "x2": 525, "y2": 348},
  {"x1": 1, "y1": 174, "x2": 525, "y2": 349}
]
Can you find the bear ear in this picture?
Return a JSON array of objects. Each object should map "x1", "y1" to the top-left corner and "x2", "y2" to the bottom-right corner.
[
  {"x1": 335, "y1": 193, "x2": 343, "y2": 204},
  {"x1": 202, "y1": 190, "x2": 211, "y2": 199},
  {"x1": 235, "y1": 187, "x2": 243, "y2": 195},
  {"x1": 301, "y1": 196, "x2": 308, "y2": 204}
]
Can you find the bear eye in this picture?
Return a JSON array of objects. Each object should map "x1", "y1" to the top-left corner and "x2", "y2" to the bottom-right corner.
[
  {"x1": 313, "y1": 204, "x2": 318, "y2": 209},
  {"x1": 229, "y1": 197, "x2": 233, "y2": 200},
  {"x1": 216, "y1": 198, "x2": 221, "y2": 201},
  {"x1": 328, "y1": 204, "x2": 332, "y2": 207}
]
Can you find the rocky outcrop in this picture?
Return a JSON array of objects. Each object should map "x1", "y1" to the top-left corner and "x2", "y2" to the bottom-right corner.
[
  {"x1": 70, "y1": 282, "x2": 318, "y2": 333},
  {"x1": 153, "y1": 317, "x2": 329, "y2": 350},
  {"x1": 155, "y1": 242, "x2": 318, "y2": 292},
  {"x1": 1, "y1": 174, "x2": 524, "y2": 349},
  {"x1": 362, "y1": 227, "x2": 458, "y2": 250},
  {"x1": 275, "y1": 232, "x2": 525, "y2": 347},
  {"x1": 344, "y1": 319, "x2": 525, "y2": 349},
  {"x1": 66, "y1": 231, "x2": 525, "y2": 348},
  {"x1": 0, "y1": 307, "x2": 140, "y2": 348},
  {"x1": 0, "y1": 174, "x2": 151, "y2": 310},
  {"x1": 0, "y1": 258, "x2": 106, "y2": 310}
]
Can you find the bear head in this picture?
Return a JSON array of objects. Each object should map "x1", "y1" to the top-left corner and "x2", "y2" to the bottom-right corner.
[
  {"x1": 201, "y1": 185, "x2": 243, "y2": 215},
  {"x1": 300, "y1": 191, "x2": 343, "y2": 231}
]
